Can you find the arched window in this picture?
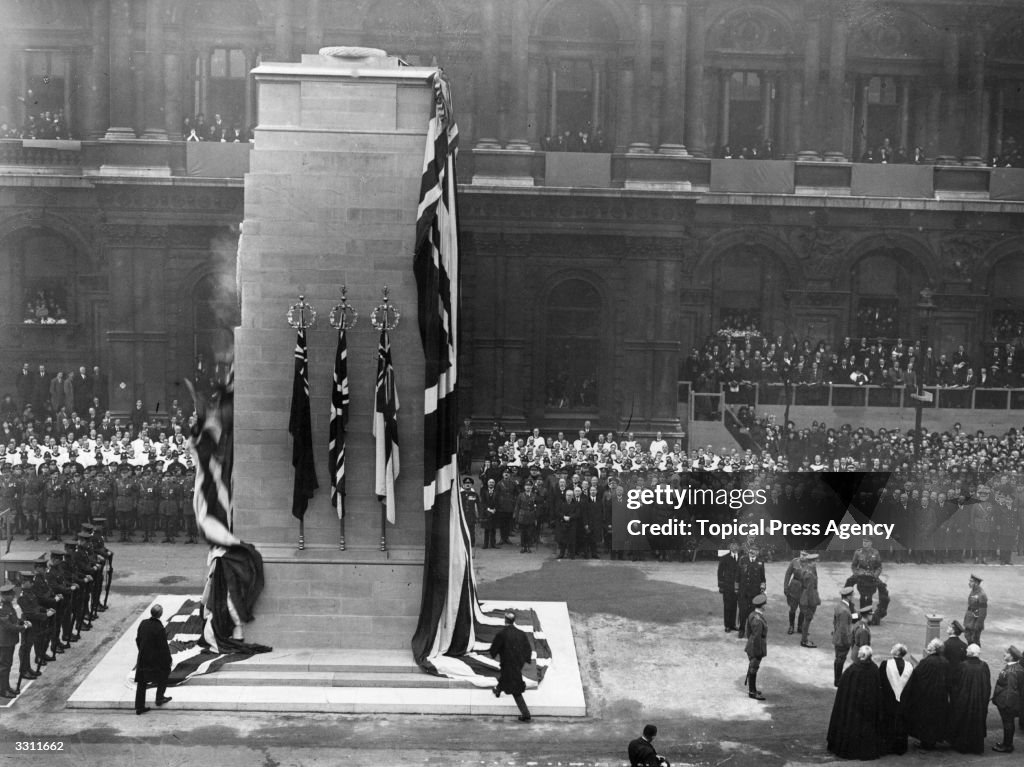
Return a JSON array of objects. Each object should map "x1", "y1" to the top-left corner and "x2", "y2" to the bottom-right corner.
[
  {"x1": 851, "y1": 252, "x2": 917, "y2": 340},
  {"x1": 545, "y1": 279, "x2": 601, "y2": 411},
  {"x1": 18, "y1": 230, "x2": 74, "y2": 325},
  {"x1": 988, "y1": 255, "x2": 1024, "y2": 342}
]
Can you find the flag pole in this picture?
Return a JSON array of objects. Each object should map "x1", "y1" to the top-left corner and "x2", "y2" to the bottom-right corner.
[
  {"x1": 299, "y1": 518, "x2": 305, "y2": 551},
  {"x1": 338, "y1": 499, "x2": 345, "y2": 551},
  {"x1": 380, "y1": 502, "x2": 387, "y2": 551},
  {"x1": 288, "y1": 294, "x2": 318, "y2": 552}
]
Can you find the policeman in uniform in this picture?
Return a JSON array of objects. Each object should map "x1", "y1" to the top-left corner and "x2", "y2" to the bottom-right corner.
[
  {"x1": 48, "y1": 549, "x2": 79, "y2": 644},
  {"x1": 0, "y1": 583, "x2": 29, "y2": 698},
  {"x1": 459, "y1": 477, "x2": 479, "y2": 547},
  {"x1": 848, "y1": 537, "x2": 888, "y2": 624},
  {"x1": 964, "y1": 574, "x2": 988, "y2": 646},
  {"x1": 28, "y1": 559, "x2": 62, "y2": 663},
  {"x1": 34, "y1": 555, "x2": 69, "y2": 656},
  {"x1": 14, "y1": 571, "x2": 50, "y2": 680}
]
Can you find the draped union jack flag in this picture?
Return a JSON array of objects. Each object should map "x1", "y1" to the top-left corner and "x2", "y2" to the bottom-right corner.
[
  {"x1": 374, "y1": 328, "x2": 400, "y2": 524},
  {"x1": 328, "y1": 327, "x2": 350, "y2": 517}
]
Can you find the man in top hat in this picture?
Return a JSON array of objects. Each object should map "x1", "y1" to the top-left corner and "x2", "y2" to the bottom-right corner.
[
  {"x1": 963, "y1": 574, "x2": 987, "y2": 646},
  {"x1": 944, "y1": 619, "x2": 968, "y2": 673},
  {"x1": 992, "y1": 645, "x2": 1024, "y2": 752},
  {"x1": 0, "y1": 583, "x2": 29, "y2": 697},
  {"x1": 488, "y1": 610, "x2": 533, "y2": 722},
  {"x1": 737, "y1": 544, "x2": 766, "y2": 639},
  {"x1": 797, "y1": 552, "x2": 821, "y2": 648},
  {"x1": 744, "y1": 592, "x2": 768, "y2": 700},
  {"x1": 832, "y1": 585, "x2": 857, "y2": 687},
  {"x1": 717, "y1": 540, "x2": 742, "y2": 633}
]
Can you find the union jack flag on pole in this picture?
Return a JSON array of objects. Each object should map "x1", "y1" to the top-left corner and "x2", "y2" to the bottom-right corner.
[
  {"x1": 289, "y1": 328, "x2": 318, "y2": 520},
  {"x1": 328, "y1": 327, "x2": 350, "y2": 518},
  {"x1": 373, "y1": 328, "x2": 400, "y2": 524},
  {"x1": 411, "y1": 70, "x2": 488, "y2": 675}
]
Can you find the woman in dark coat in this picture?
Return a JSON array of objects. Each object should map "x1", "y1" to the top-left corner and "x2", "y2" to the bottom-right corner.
[
  {"x1": 948, "y1": 643, "x2": 991, "y2": 754},
  {"x1": 903, "y1": 638, "x2": 951, "y2": 749},
  {"x1": 878, "y1": 643, "x2": 913, "y2": 754},
  {"x1": 134, "y1": 603, "x2": 172, "y2": 714},
  {"x1": 828, "y1": 644, "x2": 884, "y2": 759}
]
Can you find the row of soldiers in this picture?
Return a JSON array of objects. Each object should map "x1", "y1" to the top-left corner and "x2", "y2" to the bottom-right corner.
[
  {"x1": 0, "y1": 459, "x2": 198, "y2": 544},
  {"x1": 0, "y1": 520, "x2": 112, "y2": 698}
]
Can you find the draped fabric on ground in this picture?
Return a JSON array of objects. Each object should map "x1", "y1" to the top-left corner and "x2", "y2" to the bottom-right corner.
[
  {"x1": 189, "y1": 377, "x2": 271, "y2": 657},
  {"x1": 409, "y1": 71, "x2": 535, "y2": 683},
  {"x1": 328, "y1": 327, "x2": 350, "y2": 517},
  {"x1": 162, "y1": 599, "x2": 271, "y2": 686}
]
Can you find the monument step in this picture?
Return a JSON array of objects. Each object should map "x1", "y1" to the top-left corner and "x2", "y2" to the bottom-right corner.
[{"x1": 186, "y1": 670, "x2": 476, "y2": 689}]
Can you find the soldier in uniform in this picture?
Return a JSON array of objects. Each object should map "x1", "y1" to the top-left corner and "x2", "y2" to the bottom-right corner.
[
  {"x1": 850, "y1": 605, "x2": 874, "y2": 660},
  {"x1": 0, "y1": 463, "x2": 20, "y2": 536},
  {"x1": 137, "y1": 463, "x2": 160, "y2": 542},
  {"x1": 963, "y1": 574, "x2": 988, "y2": 646},
  {"x1": 46, "y1": 550, "x2": 78, "y2": 645},
  {"x1": 76, "y1": 532, "x2": 104, "y2": 621},
  {"x1": 782, "y1": 551, "x2": 807, "y2": 635},
  {"x1": 26, "y1": 564, "x2": 59, "y2": 670},
  {"x1": 42, "y1": 462, "x2": 65, "y2": 541},
  {"x1": 89, "y1": 464, "x2": 115, "y2": 534},
  {"x1": 114, "y1": 462, "x2": 138, "y2": 542},
  {"x1": 797, "y1": 552, "x2": 821, "y2": 648},
  {"x1": 459, "y1": 476, "x2": 479, "y2": 547},
  {"x1": 159, "y1": 463, "x2": 182, "y2": 543},
  {"x1": 182, "y1": 464, "x2": 198, "y2": 543},
  {"x1": 832, "y1": 585, "x2": 857, "y2": 686},
  {"x1": 34, "y1": 555, "x2": 69, "y2": 656},
  {"x1": 14, "y1": 571, "x2": 50, "y2": 680},
  {"x1": 0, "y1": 583, "x2": 29, "y2": 698},
  {"x1": 86, "y1": 520, "x2": 112, "y2": 611},
  {"x1": 744, "y1": 592, "x2": 768, "y2": 700},
  {"x1": 21, "y1": 462, "x2": 44, "y2": 540},
  {"x1": 65, "y1": 464, "x2": 88, "y2": 536},
  {"x1": 991, "y1": 644, "x2": 1024, "y2": 753},
  {"x1": 737, "y1": 544, "x2": 766, "y2": 639},
  {"x1": 848, "y1": 537, "x2": 888, "y2": 624}
]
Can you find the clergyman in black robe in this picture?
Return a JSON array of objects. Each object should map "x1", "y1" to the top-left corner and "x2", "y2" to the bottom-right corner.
[
  {"x1": 827, "y1": 645, "x2": 884, "y2": 760},
  {"x1": 948, "y1": 644, "x2": 991, "y2": 754},
  {"x1": 903, "y1": 638, "x2": 951, "y2": 749},
  {"x1": 878, "y1": 643, "x2": 913, "y2": 754}
]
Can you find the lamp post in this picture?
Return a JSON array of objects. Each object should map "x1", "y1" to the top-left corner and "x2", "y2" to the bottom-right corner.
[{"x1": 912, "y1": 288, "x2": 936, "y2": 458}]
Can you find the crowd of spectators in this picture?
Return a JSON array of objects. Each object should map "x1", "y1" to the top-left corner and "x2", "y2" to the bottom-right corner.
[
  {"x1": 23, "y1": 289, "x2": 68, "y2": 325},
  {"x1": 0, "y1": 108, "x2": 72, "y2": 140},
  {"x1": 461, "y1": 418, "x2": 1024, "y2": 563},
  {"x1": 181, "y1": 113, "x2": 251, "y2": 143},
  {"x1": 540, "y1": 128, "x2": 609, "y2": 152},
  {"x1": 683, "y1": 333, "x2": 1024, "y2": 400}
]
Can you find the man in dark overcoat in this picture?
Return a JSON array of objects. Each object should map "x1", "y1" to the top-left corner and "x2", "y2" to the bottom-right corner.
[
  {"x1": 827, "y1": 644, "x2": 884, "y2": 760},
  {"x1": 903, "y1": 638, "x2": 951, "y2": 749},
  {"x1": 948, "y1": 643, "x2": 990, "y2": 754},
  {"x1": 489, "y1": 611, "x2": 532, "y2": 722},
  {"x1": 135, "y1": 603, "x2": 172, "y2": 714},
  {"x1": 717, "y1": 541, "x2": 741, "y2": 632},
  {"x1": 737, "y1": 545, "x2": 765, "y2": 639}
]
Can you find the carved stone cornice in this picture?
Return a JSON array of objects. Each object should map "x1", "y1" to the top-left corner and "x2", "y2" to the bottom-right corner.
[
  {"x1": 97, "y1": 185, "x2": 242, "y2": 214},
  {"x1": 97, "y1": 223, "x2": 169, "y2": 247}
]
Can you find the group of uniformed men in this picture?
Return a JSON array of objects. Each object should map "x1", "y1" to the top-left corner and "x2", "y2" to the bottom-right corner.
[
  {"x1": 0, "y1": 520, "x2": 111, "y2": 698},
  {"x1": 0, "y1": 459, "x2": 197, "y2": 544}
]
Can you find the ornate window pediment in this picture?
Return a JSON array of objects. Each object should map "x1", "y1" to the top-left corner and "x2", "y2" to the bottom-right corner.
[
  {"x1": 707, "y1": 8, "x2": 795, "y2": 55},
  {"x1": 848, "y1": 11, "x2": 941, "y2": 61},
  {"x1": 539, "y1": 0, "x2": 619, "y2": 43}
]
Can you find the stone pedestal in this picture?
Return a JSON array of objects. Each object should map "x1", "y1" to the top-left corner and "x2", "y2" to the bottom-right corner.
[{"x1": 237, "y1": 50, "x2": 436, "y2": 648}]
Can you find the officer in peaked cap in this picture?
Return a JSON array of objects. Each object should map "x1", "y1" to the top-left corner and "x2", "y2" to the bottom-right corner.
[{"x1": 0, "y1": 582, "x2": 29, "y2": 697}]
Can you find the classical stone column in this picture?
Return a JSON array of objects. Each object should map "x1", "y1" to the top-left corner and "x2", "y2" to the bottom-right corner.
[
  {"x1": 683, "y1": 0, "x2": 707, "y2": 156},
  {"x1": 104, "y1": 0, "x2": 135, "y2": 138},
  {"x1": 660, "y1": 0, "x2": 688, "y2": 153},
  {"x1": 615, "y1": 61, "x2": 635, "y2": 153},
  {"x1": 275, "y1": 0, "x2": 293, "y2": 62},
  {"x1": 938, "y1": 29, "x2": 961, "y2": 161},
  {"x1": 965, "y1": 26, "x2": 986, "y2": 163},
  {"x1": 305, "y1": 0, "x2": 323, "y2": 53},
  {"x1": 786, "y1": 71, "x2": 802, "y2": 156},
  {"x1": 760, "y1": 74, "x2": 773, "y2": 143},
  {"x1": 547, "y1": 62, "x2": 558, "y2": 137},
  {"x1": 475, "y1": 0, "x2": 500, "y2": 147},
  {"x1": 898, "y1": 78, "x2": 911, "y2": 153},
  {"x1": 799, "y1": 3, "x2": 822, "y2": 155},
  {"x1": 141, "y1": 0, "x2": 167, "y2": 139},
  {"x1": 505, "y1": 0, "x2": 531, "y2": 149},
  {"x1": 84, "y1": 0, "x2": 110, "y2": 139},
  {"x1": 718, "y1": 70, "x2": 730, "y2": 148},
  {"x1": 163, "y1": 18, "x2": 183, "y2": 138},
  {"x1": 825, "y1": 8, "x2": 848, "y2": 157},
  {"x1": 629, "y1": 1, "x2": 654, "y2": 153}
]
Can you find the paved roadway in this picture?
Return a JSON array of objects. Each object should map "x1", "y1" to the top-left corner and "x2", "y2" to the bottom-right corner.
[{"x1": 1, "y1": 537, "x2": 1021, "y2": 767}]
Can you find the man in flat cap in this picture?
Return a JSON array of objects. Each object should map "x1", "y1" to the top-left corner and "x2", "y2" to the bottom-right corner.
[
  {"x1": 0, "y1": 583, "x2": 29, "y2": 697},
  {"x1": 744, "y1": 592, "x2": 768, "y2": 700},
  {"x1": 963, "y1": 574, "x2": 987, "y2": 646},
  {"x1": 488, "y1": 610, "x2": 533, "y2": 722},
  {"x1": 832, "y1": 585, "x2": 857, "y2": 686},
  {"x1": 992, "y1": 645, "x2": 1024, "y2": 752}
]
